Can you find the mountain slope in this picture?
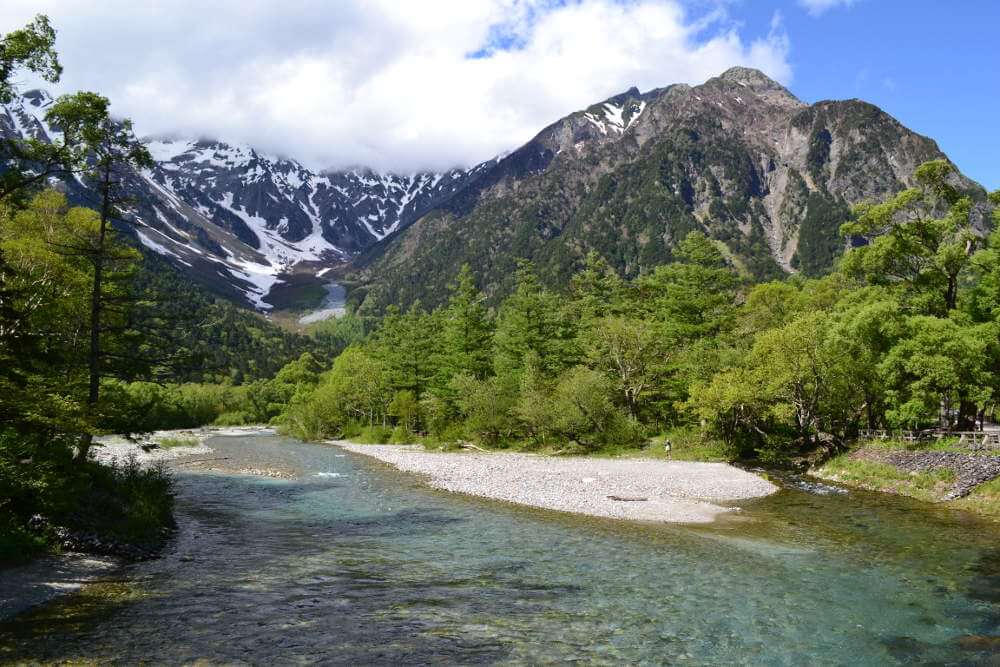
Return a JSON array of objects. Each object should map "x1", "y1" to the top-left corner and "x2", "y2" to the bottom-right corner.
[
  {"x1": 3, "y1": 70, "x2": 986, "y2": 314},
  {"x1": 0, "y1": 90, "x2": 487, "y2": 309},
  {"x1": 353, "y1": 67, "x2": 986, "y2": 311}
]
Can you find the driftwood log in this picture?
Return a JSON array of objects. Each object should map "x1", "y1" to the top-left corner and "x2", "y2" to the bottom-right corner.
[{"x1": 607, "y1": 495, "x2": 648, "y2": 502}]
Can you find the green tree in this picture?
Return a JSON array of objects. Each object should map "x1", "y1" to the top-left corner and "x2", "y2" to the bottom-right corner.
[
  {"x1": 840, "y1": 160, "x2": 979, "y2": 315},
  {"x1": 963, "y1": 191, "x2": 1000, "y2": 322},
  {"x1": 493, "y1": 260, "x2": 578, "y2": 378},
  {"x1": 637, "y1": 231, "x2": 740, "y2": 341},
  {"x1": 371, "y1": 304, "x2": 440, "y2": 396},
  {"x1": 550, "y1": 366, "x2": 640, "y2": 451},
  {"x1": 283, "y1": 347, "x2": 392, "y2": 439},
  {"x1": 514, "y1": 351, "x2": 557, "y2": 446},
  {"x1": 0, "y1": 15, "x2": 69, "y2": 202},
  {"x1": 880, "y1": 316, "x2": 993, "y2": 429},
  {"x1": 389, "y1": 390, "x2": 421, "y2": 433},
  {"x1": 450, "y1": 373, "x2": 518, "y2": 446},
  {"x1": 569, "y1": 251, "x2": 626, "y2": 322},
  {"x1": 437, "y1": 264, "x2": 493, "y2": 382},
  {"x1": 46, "y1": 92, "x2": 154, "y2": 460},
  {"x1": 583, "y1": 316, "x2": 664, "y2": 419}
]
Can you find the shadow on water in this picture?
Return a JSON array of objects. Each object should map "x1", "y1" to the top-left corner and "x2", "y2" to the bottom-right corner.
[{"x1": 4, "y1": 434, "x2": 1000, "y2": 664}]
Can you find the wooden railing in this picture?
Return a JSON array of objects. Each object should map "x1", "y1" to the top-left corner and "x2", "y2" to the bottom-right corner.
[{"x1": 858, "y1": 429, "x2": 1000, "y2": 451}]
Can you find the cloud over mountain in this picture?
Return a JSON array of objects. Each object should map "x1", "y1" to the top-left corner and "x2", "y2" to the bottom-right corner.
[{"x1": 0, "y1": 0, "x2": 790, "y2": 172}]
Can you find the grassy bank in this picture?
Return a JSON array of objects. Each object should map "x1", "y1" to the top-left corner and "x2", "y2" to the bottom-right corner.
[
  {"x1": 338, "y1": 424, "x2": 738, "y2": 463},
  {"x1": 816, "y1": 454, "x2": 956, "y2": 503},
  {"x1": 952, "y1": 478, "x2": 1000, "y2": 518},
  {"x1": 815, "y1": 441, "x2": 1000, "y2": 519}
]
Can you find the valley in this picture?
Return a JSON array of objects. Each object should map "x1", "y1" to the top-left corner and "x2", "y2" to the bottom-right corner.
[{"x1": 3, "y1": 7, "x2": 1000, "y2": 664}]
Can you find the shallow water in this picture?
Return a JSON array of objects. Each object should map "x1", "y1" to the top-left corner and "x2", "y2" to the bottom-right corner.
[{"x1": 3, "y1": 434, "x2": 1000, "y2": 664}]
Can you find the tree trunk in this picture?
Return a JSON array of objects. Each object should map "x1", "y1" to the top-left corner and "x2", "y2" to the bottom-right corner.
[
  {"x1": 957, "y1": 399, "x2": 978, "y2": 431},
  {"x1": 946, "y1": 275, "x2": 958, "y2": 312},
  {"x1": 77, "y1": 162, "x2": 112, "y2": 464}
]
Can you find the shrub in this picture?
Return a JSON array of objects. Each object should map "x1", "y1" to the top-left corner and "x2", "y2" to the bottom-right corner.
[{"x1": 355, "y1": 425, "x2": 393, "y2": 444}]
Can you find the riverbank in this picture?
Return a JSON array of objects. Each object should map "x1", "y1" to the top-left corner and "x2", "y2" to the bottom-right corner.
[
  {"x1": 334, "y1": 442, "x2": 777, "y2": 523},
  {"x1": 94, "y1": 426, "x2": 297, "y2": 479},
  {"x1": 814, "y1": 445, "x2": 1000, "y2": 518},
  {"x1": 0, "y1": 427, "x2": 294, "y2": 621}
]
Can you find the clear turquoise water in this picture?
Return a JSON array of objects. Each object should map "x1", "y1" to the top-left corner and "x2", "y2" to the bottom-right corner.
[{"x1": 3, "y1": 434, "x2": 1000, "y2": 664}]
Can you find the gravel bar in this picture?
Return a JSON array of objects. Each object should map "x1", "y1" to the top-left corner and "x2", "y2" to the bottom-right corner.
[{"x1": 334, "y1": 443, "x2": 778, "y2": 524}]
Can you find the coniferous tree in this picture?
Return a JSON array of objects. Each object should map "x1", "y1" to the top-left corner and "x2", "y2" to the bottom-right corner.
[
  {"x1": 45, "y1": 92, "x2": 154, "y2": 460},
  {"x1": 437, "y1": 264, "x2": 493, "y2": 382}
]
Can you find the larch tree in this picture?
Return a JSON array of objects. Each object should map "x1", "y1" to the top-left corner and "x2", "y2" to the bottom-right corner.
[{"x1": 45, "y1": 92, "x2": 153, "y2": 461}]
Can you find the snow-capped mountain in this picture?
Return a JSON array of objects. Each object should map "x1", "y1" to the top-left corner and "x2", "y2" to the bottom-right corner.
[
  {"x1": 5, "y1": 71, "x2": 985, "y2": 316},
  {"x1": 0, "y1": 89, "x2": 488, "y2": 309}
]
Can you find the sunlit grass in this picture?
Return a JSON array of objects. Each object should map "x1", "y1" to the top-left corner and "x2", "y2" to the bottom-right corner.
[{"x1": 818, "y1": 454, "x2": 955, "y2": 503}]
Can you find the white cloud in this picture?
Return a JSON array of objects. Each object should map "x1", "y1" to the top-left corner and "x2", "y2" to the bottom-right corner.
[
  {"x1": 0, "y1": 1, "x2": 791, "y2": 173},
  {"x1": 798, "y1": 0, "x2": 858, "y2": 17}
]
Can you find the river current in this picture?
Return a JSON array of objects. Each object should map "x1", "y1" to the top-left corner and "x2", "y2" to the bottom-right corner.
[{"x1": 3, "y1": 433, "x2": 1000, "y2": 664}]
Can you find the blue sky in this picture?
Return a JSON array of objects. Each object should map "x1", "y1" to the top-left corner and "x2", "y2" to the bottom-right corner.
[{"x1": 734, "y1": 0, "x2": 999, "y2": 189}]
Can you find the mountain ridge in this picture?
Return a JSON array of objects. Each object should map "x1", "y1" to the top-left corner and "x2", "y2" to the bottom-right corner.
[
  {"x1": 1, "y1": 68, "x2": 986, "y2": 314},
  {"x1": 0, "y1": 89, "x2": 490, "y2": 308},
  {"x1": 351, "y1": 67, "x2": 986, "y2": 311}
]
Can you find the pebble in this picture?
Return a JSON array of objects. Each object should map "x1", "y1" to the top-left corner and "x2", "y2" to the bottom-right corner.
[{"x1": 333, "y1": 443, "x2": 777, "y2": 524}]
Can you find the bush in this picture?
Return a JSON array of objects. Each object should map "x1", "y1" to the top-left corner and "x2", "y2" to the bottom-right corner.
[
  {"x1": 155, "y1": 437, "x2": 199, "y2": 449},
  {"x1": 0, "y1": 430, "x2": 175, "y2": 563},
  {"x1": 550, "y1": 366, "x2": 641, "y2": 451},
  {"x1": 390, "y1": 425, "x2": 413, "y2": 444},
  {"x1": 213, "y1": 411, "x2": 252, "y2": 426},
  {"x1": 354, "y1": 425, "x2": 393, "y2": 444},
  {"x1": 450, "y1": 374, "x2": 518, "y2": 446}
]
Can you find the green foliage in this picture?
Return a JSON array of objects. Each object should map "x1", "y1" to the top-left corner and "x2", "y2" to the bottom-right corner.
[
  {"x1": 275, "y1": 163, "x2": 998, "y2": 461},
  {"x1": 0, "y1": 429, "x2": 173, "y2": 563},
  {"x1": 879, "y1": 315, "x2": 993, "y2": 429},
  {"x1": 280, "y1": 347, "x2": 392, "y2": 441},
  {"x1": 437, "y1": 264, "x2": 493, "y2": 381},
  {"x1": 450, "y1": 373, "x2": 518, "y2": 446},
  {"x1": 548, "y1": 366, "x2": 642, "y2": 452},
  {"x1": 308, "y1": 312, "x2": 369, "y2": 355},
  {"x1": 840, "y1": 160, "x2": 978, "y2": 314},
  {"x1": 493, "y1": 261, "x2": 578, "y2": 378},
  {"x1": 795, "y1": 192, "x2": 849, "y2": 276}
]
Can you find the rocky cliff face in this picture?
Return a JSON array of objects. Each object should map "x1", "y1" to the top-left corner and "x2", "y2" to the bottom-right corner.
[{"x1": 354, "y1": 67, "x2": 984, "y2": 310}]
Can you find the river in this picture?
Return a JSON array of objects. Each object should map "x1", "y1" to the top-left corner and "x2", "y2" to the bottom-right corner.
[{"x1": 3, "y1": 433, "x2": 1000, "y2": 664}]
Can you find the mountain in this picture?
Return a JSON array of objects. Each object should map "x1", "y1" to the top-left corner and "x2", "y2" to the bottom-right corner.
[
  {"x1": 351, "y1": 67, "x2": 987, "y2": 311},
  {"x1": 0, "y1": 89, "x2": 489, "y2": 309},
  {"x1": 2, "y1": 69, "x2": 987, "y2": 314}
]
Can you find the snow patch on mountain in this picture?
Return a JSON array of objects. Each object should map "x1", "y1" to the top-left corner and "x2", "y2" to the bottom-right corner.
[{"x1": 1, "y1": 89, "x2": 493, "y2": 311}]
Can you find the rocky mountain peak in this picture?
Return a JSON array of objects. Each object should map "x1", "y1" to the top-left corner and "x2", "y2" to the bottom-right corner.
[{"x1": 717, "y1": 66, "x2": 786, "y2": 91}]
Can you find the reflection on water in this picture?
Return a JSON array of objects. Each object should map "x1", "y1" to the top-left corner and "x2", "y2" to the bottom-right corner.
[{"x1": 3, "y1": 434, "x2": 1000, "y2": 664}]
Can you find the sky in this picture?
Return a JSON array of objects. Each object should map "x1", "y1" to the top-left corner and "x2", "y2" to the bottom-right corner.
[{"x1": 0, "y1": 1, "x2": 996, "y2": 188}]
